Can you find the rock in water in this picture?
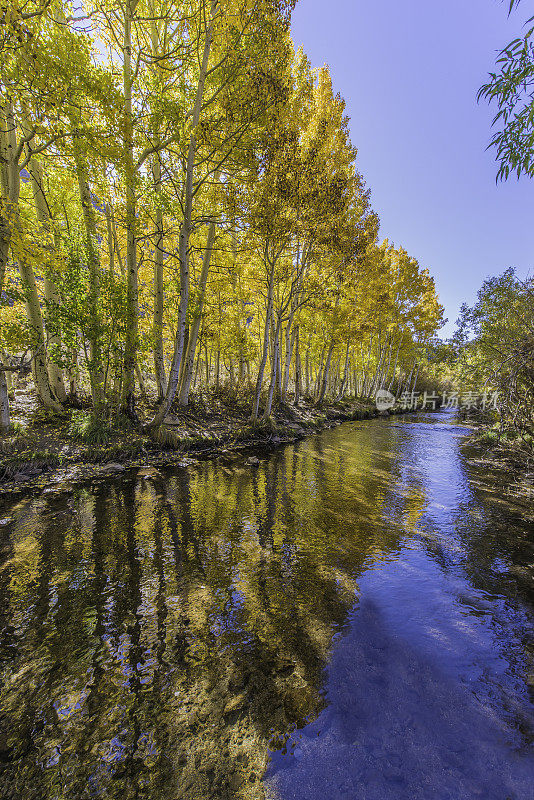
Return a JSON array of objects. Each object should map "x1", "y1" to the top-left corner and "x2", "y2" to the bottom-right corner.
[
  {"x1": 138, "y1": 466, "x2": 163, "y2": 480},
  {"x1": 99, "y1": 463, "x2": 126, "y2": 475}
]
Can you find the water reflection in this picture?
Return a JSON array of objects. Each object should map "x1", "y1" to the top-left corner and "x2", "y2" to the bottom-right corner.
[
  {"x1": 265, "y1": 415, "x2": 534, "y2": 800},
  {"x1": 0, "y1": 414, "x2": 532, "y2": 799}
]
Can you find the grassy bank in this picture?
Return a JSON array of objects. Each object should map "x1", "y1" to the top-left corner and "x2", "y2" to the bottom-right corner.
[{"x1": 460, "y1": 414, "x2": 534, "y2": 511}]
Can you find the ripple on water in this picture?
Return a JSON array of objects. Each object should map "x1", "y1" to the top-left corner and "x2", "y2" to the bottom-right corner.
[{"x1": 0, "y1": 414, "x2": 532, "y2": 800}]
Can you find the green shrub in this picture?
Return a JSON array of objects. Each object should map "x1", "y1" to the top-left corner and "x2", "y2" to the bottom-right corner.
[{"x1": 69, "y1": 411, "x2": 111, "y2": 445}]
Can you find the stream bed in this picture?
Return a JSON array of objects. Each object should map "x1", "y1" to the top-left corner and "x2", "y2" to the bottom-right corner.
[{"x1": 0, "y1": 411, "x2": 533, "y2": 799}]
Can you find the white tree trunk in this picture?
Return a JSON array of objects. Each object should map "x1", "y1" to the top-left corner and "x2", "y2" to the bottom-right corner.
[
  {"x1": 152, "y1": 155, "x2": 167, "y2": 400},
  {"x1": 26, "y1": 155, "x2": 67, "y2": 401},
  {"x1": 178, "y1": 218, "x2": 217, "y2": 406},
  {"x1": 251, "y1": 259, "x2": 275, "y2": 422},
  {"x1": 121, "y1": 0, "x2": 139, "y2": 418},
  {"x1": 146, "y1": 0, "x2": 217, "y2": 430}
]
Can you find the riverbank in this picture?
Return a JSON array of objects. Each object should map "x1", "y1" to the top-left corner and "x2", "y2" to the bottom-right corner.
[
  {"x1": 460, "y1": 421, "x2": 534, "y2": 513},
  {"x1": 0, "y1": 392, "x2": 407, "y2": 508}
]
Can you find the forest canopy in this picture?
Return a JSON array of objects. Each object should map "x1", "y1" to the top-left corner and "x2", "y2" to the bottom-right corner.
[{"x1": 0, "y1": 0, "x2": 445, "y2": 432}]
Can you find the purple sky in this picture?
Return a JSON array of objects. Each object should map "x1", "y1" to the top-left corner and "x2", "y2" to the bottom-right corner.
[{"x1": 291, "y1": 0, "x2": 534, "y2": 336}]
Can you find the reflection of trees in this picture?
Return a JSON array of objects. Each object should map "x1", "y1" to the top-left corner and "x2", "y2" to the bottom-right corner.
[{"x1": 0, "y1": 427, "x2": 407, "y2": 799}]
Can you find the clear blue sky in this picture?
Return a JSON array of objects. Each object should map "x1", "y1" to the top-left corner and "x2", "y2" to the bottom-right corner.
[{"x1": 291, "y1": 0, "x2": 534, "y2": 336}]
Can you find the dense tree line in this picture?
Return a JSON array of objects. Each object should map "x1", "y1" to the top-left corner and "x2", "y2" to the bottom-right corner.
[
  {"x1": 447, "y1": 270, "x2": 534, "y2": 446},
  {"x1": 472, "y1": 0, "x2": 534, "y2": 448},
  {"x1": 0, "y1": 0, "x2": 444, "y2": 433}
]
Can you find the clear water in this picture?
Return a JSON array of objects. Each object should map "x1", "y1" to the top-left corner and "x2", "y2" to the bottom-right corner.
[{"x1": 0, "y1": 412, "x2": 532, "y2": 799}]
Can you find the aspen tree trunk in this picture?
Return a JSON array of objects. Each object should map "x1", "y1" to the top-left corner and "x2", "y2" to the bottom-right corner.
[
  {"x1": 0, "y1": 351, "x2": 12, "y2": 394},
  {"x1": 368, "y1": 335, "x2": 384, "y2": 398},
  {"x1": 368, "y1": 333, "x2": 385, "y2": 399},
  {"x1": 275, "y1": 333, "x2": 282, "y2": 400},
  {"x1": 146, "y1": 0, "x2": 217, "y2": 430},
  {"x1": 305, "y1": 335, "x2": 311, "y2": 396},
  {"x1": 204, "y1": 342, "x2": 210, "y2": 385},
  {"x1": 26, "y1": 155, "x2": 67, "y2": 401},
  {"x1": 121, "y1": 0, "x2": 139, "y2": 419},
  {"x1": 361, "y1": 335, "x2": 373, "y2": 397},
  {"x1": 315, "y1": 349, "x2": 325, "y2": 399},
  {"x1": 388, "y1": 341, "x2": 401, "y2": 392},
  {"x1": 178, "y1": 218, "x2": 217, "y2": 406},
  {"x1": 0, "y1": 130, "x2": 9, "y2": 298},
  {"x1": 263, "y1": 317, "x2": 281, "y2": 420},
  {"x1": 177, "y1": 326, "x2": 190, "y2": 392},
  {"x1": 215, "y1": 321, "x2": 220, "y2": 392},
  {"x1": 281, "y1": 299, "x2": 301, "y2": 401},
  {"x1": 318, "y1": 293, "x2": 340, "y2": 405},
  {"x1": 281, "y1": 295, "x2": 301, "y2": 401},
  {"x1": 358, "y1": 343, "x2": 365, "y2": 396},
  {"x1": 281, "y1": 247, "x2": 308, "y2": 401},
  {"x1": 333, "y1": 357, "x2": 340, "y2": 395},
  {"x1": 67, "y1": 348, "x2": 79, "y2": 398},
  {"x1": 149, "y1": 17, "x2": 167, "y2": 400},
  {"x1": 317, "y1": 343, "x2": 334, "y2": 405},
  {"x1": 238, "y1": 343, "x2": 246, "y2": 385},
  {"x1": 109, "y1": 205, "x2": 125, "y2": 275},
  {"x1": 316, "y1": 342, "x2": 328, "y2": 397},
  {"x1": 152, "y1": 155, "x2": 167, "y2": 400},
  {"x1": 0, "y1": 102, "x2": 61, "y2": 412},
  {"x1": 0, "y1": 154, "x2": 9, "y2": 430},
  {"x1": 294, "y1": 327, "x2": 301, "y2": 406},
  {"x1": 105, "y1": 203, "x2": 115, "y2": 275},
  {"x1": 16, "y1": 259, "x2": 59, "y2": 409},
  {"x1": 252, "y1": 257, "x2": 275, "y2": 422},
  {"x1": 135, "y1": 361, "x2": 148, "y2": 401},
  {"x1": 379, "y1": 335, "x2": 393, "y2": 390},
  {"x1": 281, "y1": 323, "x2": 292, "y2": 401},
  {"x1": 0, "y1": 366, "x2": 9, "y2": 430},
  {"x1": 229, "y1": 231, "x2": 246, "y2": 386},
  {"x1": 0, "y1": 221, "x2": 8, "y2": 299},
  {"x1": 285, "y1": 326, "x2": 297, "y2": 400},
  {"x1": 193, "y1": 341, "x2": 202, "y2": 390},
  {"x1": 338, "y1": 338, "x2": 351, "y2": 398},
  {"x1": 331, "y1": 361, "x2": 337, "y2": 395},
  {"x1": 74, "y1": 150, "x2": 105, "y2": 414},
  {"x1": 0, "y1": 233, "x2": 9, "y2": 429},
  {"x1": 402, "y1": 362, "x2": 415, "y2": 396},
  {"x1": 411, "y1": 362, "x2": 420, "y2": 394}
]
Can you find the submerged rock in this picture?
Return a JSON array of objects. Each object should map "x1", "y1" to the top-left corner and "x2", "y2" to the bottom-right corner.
[
  {"x1": 12, "y1": 473, "x2": 31, "y2": 483},
  {"x1": 138, "y1": 466, "x2": 163, "y2": 480},
  {"x1": 42, "y1": 484, "x2": 74, "y2": 498},
  {"x1": 98, "y1": 462, "x2": 126, "y2": 475}
]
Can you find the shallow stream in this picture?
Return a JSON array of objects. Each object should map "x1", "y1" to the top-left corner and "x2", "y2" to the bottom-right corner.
[{"x1": 0, "y1": 411, "x2": 533, "y2": 799}]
